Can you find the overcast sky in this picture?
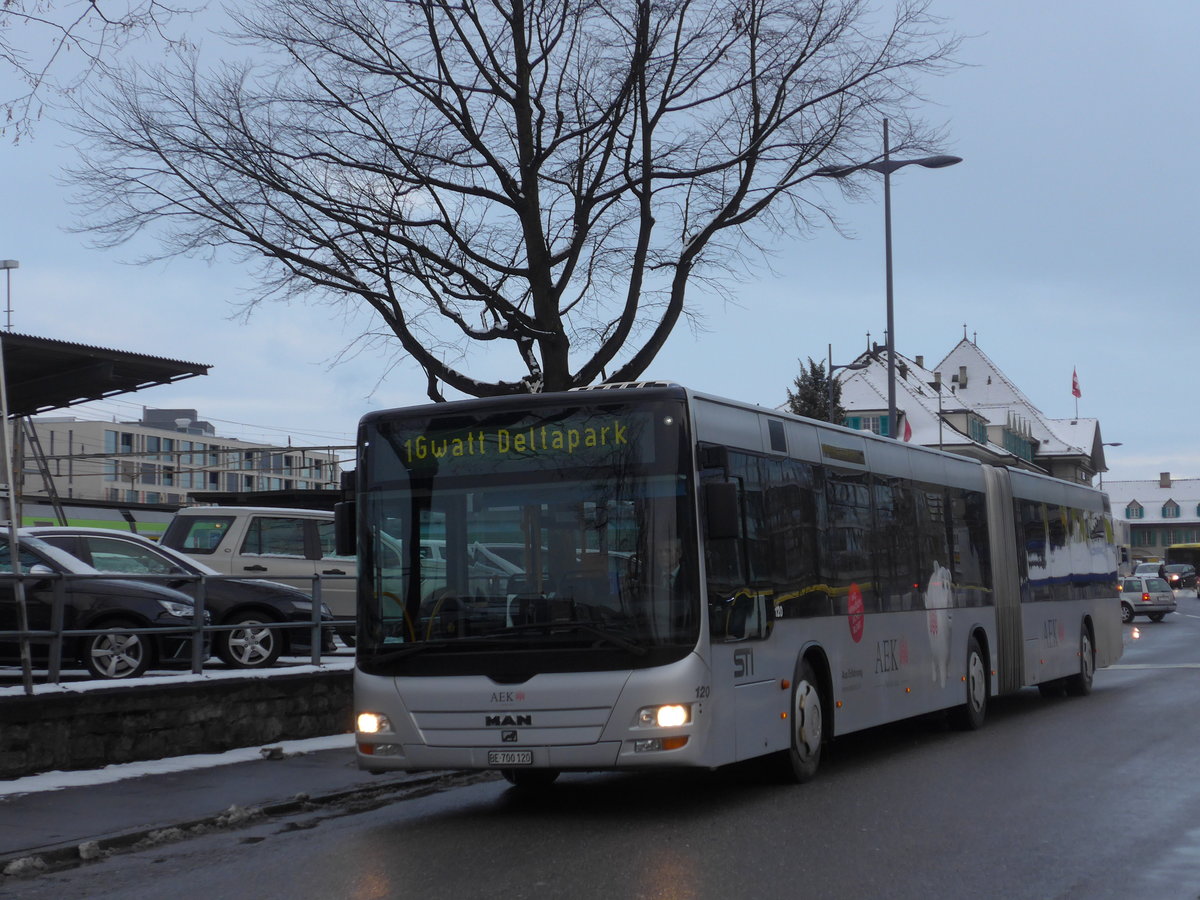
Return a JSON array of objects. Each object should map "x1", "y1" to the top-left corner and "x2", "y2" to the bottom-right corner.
[{"x1": 1, "y1": 2, "x2": 1196, "y2": 480}]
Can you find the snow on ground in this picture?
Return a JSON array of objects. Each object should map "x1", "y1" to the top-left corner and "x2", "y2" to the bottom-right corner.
[{"x1": 0, "y1": 734, "x2": 356, "y2": 798}]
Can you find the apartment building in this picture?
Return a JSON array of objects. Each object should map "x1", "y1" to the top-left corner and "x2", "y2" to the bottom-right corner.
[{"x1": 26, "y1": 408, "x2": 342, "y2": 506}]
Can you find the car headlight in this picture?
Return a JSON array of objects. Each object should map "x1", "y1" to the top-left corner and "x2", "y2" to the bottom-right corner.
[{"x1": 158, "y1": 599, "x2": 196, "y2": 619}]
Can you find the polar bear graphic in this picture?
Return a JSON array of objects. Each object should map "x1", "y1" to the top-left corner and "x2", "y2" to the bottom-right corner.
[{"x1": 925, "y1": 561, "x2": 953, "y2": 688}]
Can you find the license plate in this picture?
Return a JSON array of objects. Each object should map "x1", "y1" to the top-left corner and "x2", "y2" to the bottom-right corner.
[{"x1": 488, "y1": 750, "x2": 533, "y2": 766}]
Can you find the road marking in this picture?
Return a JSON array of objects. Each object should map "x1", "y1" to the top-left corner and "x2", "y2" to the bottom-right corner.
[{"x1": 1108, "y1": 663, "x2": 1200, "y2": 669}]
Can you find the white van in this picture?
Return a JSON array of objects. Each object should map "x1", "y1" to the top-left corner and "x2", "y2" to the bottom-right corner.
[{"x1": 160, "y1": 507, "x2": 356, "y2": 628}]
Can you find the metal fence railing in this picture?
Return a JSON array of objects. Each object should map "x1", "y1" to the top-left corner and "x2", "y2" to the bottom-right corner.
[{"x1": 0, "y1": 571, "x2": 355, "y2": 692}]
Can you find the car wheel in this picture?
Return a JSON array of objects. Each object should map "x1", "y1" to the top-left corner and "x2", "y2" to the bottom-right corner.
[
  {"x1": 1120, "y1": 602, "x2": 1134, "y2": 624},
  {"x1": 218, "y1": 613, "x2": 284, "y2": 668},
  {"x1": 1148, "y1": 612, "x2": 1166, "y2": 623},
  {"x1": 85, "y1": 618, "x2": 153, "y2": 679}
]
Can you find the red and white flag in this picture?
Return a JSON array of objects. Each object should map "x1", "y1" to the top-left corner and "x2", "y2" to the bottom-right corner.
[{"x1": 1071, "y1": 368, "x2": 1081, "y2": 399}]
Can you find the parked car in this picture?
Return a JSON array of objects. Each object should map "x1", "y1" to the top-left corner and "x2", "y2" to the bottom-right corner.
[
  {"x1": 0, "y1": 534, "x2": 207, "y2": 679},
  {"x1": 1163, "y1": 564, "x2": 1197, "y2": 591},
  {"x1": 1117, "y1": 575, "x2": 1177, "y2": 623},
  {"x1": 21, "y1": 526, "x2": 337, "y2": 669},
  {"x1": 160, "y1": 507, "x2": 355, "y2": 642}
]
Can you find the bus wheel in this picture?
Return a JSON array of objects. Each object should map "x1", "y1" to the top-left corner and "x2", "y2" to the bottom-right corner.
[
  {"x1": 952, "y1": 635, "x2": 988, "y2": 731},
  {"x1": 1064, "y1": 624, "x2": 1095, "y2": 697},
  {"x1": 781, "y1": 658, "x2": 824, "y2": 783},
  {"x1": 502, "y1": 769, "x2": 559, "y2": 789}
]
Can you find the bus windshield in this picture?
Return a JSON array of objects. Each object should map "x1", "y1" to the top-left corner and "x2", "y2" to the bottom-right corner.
[{"x1": 356, "y1": 397, "x2": 699, "y2": 676}]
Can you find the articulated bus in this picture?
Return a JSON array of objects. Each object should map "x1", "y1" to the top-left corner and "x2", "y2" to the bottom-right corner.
[{"x1": 341, "y1": 383, "x2": 1123, "y2": 786}]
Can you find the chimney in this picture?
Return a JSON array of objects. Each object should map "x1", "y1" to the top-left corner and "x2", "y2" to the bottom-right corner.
[
  {"x1": 915, "y1": 355, "x2": 924, "y2": 368},
  {"x1": 1160, "y1": 472, "x2": 1172, "y2": 488}
]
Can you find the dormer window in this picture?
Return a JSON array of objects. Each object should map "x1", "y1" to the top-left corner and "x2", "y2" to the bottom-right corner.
[
  {"x1": 1163, "y1": 500, "x2": 1181, "y2": 519},
  {"x1": 1126, "y1": 501, "x2": 1144, "y2": 520}
]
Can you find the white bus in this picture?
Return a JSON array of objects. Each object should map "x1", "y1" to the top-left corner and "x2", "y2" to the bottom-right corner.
[{"x1": 342, "y1": 383, "x2": 1122, "y2": 786}]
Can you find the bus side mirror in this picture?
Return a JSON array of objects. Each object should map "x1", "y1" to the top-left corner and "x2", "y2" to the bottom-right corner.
[
  {"x1": 710, "y1": 590, "x2": 774, "y2": 641},
  {"x1": 334, "y1": 501, "x2": 356, "y2": 557},
  {"x1": 703, "y1": 481, "x2": 739, "y2": 541}
]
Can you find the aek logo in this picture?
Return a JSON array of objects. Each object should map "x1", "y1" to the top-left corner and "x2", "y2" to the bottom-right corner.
[{"x1": 874, "y1": 638, "x2": 909, "y2": 674}]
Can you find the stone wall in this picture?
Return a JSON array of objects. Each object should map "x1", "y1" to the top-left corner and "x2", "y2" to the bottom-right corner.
[{"x1": 0, "y1": 670, "x2": 353, "y2": 780}]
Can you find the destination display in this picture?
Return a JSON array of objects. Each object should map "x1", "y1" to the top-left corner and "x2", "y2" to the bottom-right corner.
[{"x1": 371, "y1": 403, "x2": 679, "y2": 479}]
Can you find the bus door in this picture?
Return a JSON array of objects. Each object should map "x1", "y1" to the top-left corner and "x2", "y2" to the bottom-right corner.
[{"x1": 701, "y1": 476, "x2": 782, "y2": 761}]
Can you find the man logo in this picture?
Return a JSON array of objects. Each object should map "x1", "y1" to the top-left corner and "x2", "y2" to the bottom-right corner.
[{"x1": 486, "y1": 714, "x2": 532, "y2": 727}]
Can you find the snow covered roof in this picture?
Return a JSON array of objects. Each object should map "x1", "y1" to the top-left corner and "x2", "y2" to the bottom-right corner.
[
  {"x1": 812, "y1": 337, "x2": 1108, "y2": 479},
  {"x1": 934, "y1": 338, "x2": 1099, "y2": 461},
  {"x1": 1104, "y1": 475, "x2": 1200, "y2": 523}
]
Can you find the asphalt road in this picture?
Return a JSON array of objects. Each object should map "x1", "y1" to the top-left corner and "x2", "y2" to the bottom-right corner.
[{"x1": 8, "y1": 599, "x2": 1200, "y2": 900}]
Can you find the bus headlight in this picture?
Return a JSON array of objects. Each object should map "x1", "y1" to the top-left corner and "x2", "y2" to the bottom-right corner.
[
  {"x1": 637, "y1": 704, "x2": 691, "y2": 728},
  {"x1": 357, "y1": 712, "x2": 393, "y2": 734}
]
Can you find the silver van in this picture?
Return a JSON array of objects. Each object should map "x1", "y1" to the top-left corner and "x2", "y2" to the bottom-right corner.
[{"x1": 161, "y1": 507, "x2": 355, "y2": 635}]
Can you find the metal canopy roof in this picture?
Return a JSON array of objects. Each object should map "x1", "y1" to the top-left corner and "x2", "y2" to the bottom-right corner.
[{"x1": 0, "y1": 332, "x2": 210, "y2": 418}]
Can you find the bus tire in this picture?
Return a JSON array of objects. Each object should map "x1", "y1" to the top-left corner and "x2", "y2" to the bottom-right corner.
[
  {"x1": 1064, "y1": 623, "x2": 1095, "y2": 697},
  {"x1": 951, "y1": 634, "x2": 988, "y2": 731},
  {"x1": 780, "y1": 657, "x2": 825, "y2": 783}
]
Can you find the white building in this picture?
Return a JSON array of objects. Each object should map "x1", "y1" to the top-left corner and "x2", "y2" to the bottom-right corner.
[
  {"x1": 832, "y1": 337, "x2": 1112, "y2": 485},
  {"x1": 25, "y1": 408, "x2": 342, "y2": 507},
  {"x1": 1103, "y1": 473, "x2": 1200, "y2": 564}
]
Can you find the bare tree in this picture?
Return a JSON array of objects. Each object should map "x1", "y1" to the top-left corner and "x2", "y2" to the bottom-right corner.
[
  {"x1": 1, "y1": 0, "x2": 197, "y2": 139},
  {"x1": 68, "y1": 0, "x2": 959, "y2": 400}
]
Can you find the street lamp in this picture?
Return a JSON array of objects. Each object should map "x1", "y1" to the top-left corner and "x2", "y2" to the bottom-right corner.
[
  {"x1": 1098, "y1": 441, "x2": 1122, "y2": 489},
  {"x1": 827, "y1": 343, "x2": 869, "y2": 425},
  {"x1": 814, "y1": 121, "x2": 962, "y2": 438},
  {"x1": 0, "y1": 261, "x2": 17, "y2": 332}
]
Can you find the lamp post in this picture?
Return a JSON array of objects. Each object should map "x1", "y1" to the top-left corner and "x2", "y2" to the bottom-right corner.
[
  {"x1": 1098, "y1": 441, "x2": 1122, "y2": 489},
  {"x1": 814, "y1": 121, "x2": 961, "y2": 438},
  {"x1": 827, "y1": 343, "x2": 869, "y2": 425},
  {"x1": 0, "y1": 260, "x2": 17, "y2": 332}
]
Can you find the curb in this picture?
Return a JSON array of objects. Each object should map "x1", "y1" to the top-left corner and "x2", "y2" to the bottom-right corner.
[{"x1": 0, "y1": 769, "x2": 494, "y2": 881}]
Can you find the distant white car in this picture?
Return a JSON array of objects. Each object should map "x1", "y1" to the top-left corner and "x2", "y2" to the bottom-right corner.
[{"x1": 1118, "y1": 575, "x2": 1176, "y2": 624}]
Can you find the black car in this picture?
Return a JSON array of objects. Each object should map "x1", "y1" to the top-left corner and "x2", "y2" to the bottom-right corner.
[
  {"x1": 1163, "y1": 564, "x2": 1198, "y2": 591},
  {"x1": 0, "y1": 535, "x2": 206, "y2": 679},
  {"x1": 22, "y1": 527, "x2": 337, "y2": 668}
]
